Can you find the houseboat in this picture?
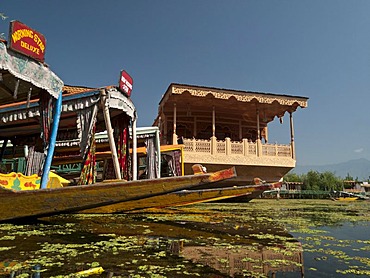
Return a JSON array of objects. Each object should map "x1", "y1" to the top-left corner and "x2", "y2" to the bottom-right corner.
[{"x1": 154, "y1": 83, "x2": 308, "y2": 184}]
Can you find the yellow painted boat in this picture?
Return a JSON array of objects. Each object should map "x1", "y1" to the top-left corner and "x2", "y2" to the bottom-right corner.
[
  {"x1": 79, "y1": 183, "x2": 269, "y2": 213},
  {"x1": 335, "y1": 197, "x2": 359, "y2": 201},
  {"x1": 0, "y1": 166, "x2": 236, "y2": 222}
]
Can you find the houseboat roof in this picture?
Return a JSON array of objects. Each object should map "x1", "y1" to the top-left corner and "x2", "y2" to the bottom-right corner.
[
  {"x1": 156, "y1": 83, "x2": 308, "y2": 125},
  {"x1": 0, "y1": 41, "x2": 63, "y2": 104},
  {"x1": 0, "y1": 85, "x2": 136, "y2": 139},
  {"x1": 159, "y1": 83, "x2": 309, "y2": 105}
]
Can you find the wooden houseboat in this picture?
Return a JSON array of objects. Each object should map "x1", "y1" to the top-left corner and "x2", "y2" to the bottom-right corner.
[{"x1": 154, "y1": 83, "x2": 308, "y2": 184}]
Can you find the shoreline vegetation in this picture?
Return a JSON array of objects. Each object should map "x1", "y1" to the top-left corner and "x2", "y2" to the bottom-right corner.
[
  {"x1": 262, "y1": 189, "x2": 369, "y2": 199},
  {"x1": 281, "y1": 170, "x2": 370, "y2": 199}
]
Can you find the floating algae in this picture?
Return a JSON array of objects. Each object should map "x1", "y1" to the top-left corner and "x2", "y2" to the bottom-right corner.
[{"x1": 0, "y1": 199, "x2": 368, "y2": 277}]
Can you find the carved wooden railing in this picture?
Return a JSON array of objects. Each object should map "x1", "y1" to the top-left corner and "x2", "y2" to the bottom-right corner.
[{"x1": 183, "y1": 138, "x2": 292, "y2": 158}]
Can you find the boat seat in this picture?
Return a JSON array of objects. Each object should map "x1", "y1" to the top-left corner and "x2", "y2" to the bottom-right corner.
[
  {"x1": 0, "y1": 172, "x2": 40, "y2": 190},
  {"x1": 0, "y1": 172, "x2": 69, "y2": 190}
]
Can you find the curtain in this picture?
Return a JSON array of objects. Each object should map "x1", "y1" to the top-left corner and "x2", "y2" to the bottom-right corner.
[
  {"x1": 162, "y1": 150, "x2": 182, "y2": 177},
  {"x1": 78, "y1": 126, "x2": 96, "y2": 185},
  {"x1": 77, "y1": 104, "x2": 98, "y2": 156},
  {"x1": 145, "y1": 137, "x2": 159, "y2": 179},
  {"x1": 103, "y1": 115, "x2": 131, "y2": 181},
  {"x1": 25, "y1": 145, "x2": 44, "y2": 176},
  {"x1": 173, "y1": 150, "x2": 182, "y2": 176},
  {"x1": 25, "y1": 91, "x2": 53, "y2": 176},
  {"x1": 116, "y1": 117, "x2": 131, "y2": 180}
]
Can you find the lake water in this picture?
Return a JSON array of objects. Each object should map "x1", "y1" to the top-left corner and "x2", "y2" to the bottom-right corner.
[{"x1": 0, "y1": 199, "x2": 369, "y2": 277}]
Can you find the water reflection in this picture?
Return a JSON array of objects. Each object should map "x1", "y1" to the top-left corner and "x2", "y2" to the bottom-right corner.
[
  {"x1": 0, "y1": 262, "x2": 40, "y2": 278},
  {"x1": 168, "y1": 240, "x2": 304, "y2": 277}
]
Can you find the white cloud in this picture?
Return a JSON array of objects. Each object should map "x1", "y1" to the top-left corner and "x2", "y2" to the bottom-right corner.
[{"x1": 354, "y1": 148, "x2": 364, "y2": 153}]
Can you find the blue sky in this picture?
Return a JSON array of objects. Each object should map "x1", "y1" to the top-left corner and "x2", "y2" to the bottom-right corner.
[{"x1": 1, "y1": 1, "x2": 370, "y2": 166}]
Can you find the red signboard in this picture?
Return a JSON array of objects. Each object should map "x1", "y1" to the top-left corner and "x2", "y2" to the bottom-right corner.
[
  {"x1": 119, "y1": 70, "x2": 133, "y2": 97},
  {"x1": 8, "y1": 21, "x2": 46, "y2": 62}
]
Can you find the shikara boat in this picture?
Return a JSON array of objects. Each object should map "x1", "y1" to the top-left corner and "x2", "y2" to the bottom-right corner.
[
  {"x1": 331, "y1": 191, "x2": 369, "y2": 201},
  {"x1": 78, "y1": 183, "x2": 265, "y2": 214},
  {"x1": 0, "y1": 166, "x2": 236, "y2": 222},
  {"x1": 209, "y1": 178, "x2": 283, "y2": 203},
  {"x1": 76, "y1": 142, "x2": 271, "y2": 213}
]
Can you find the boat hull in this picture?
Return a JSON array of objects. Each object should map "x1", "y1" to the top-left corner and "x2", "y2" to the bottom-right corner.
[
  {"x1": 335, "y1": 197, "x2": 359, "y2": 201},
  {"x1": 79, "y1": 184, "x2": 266, "y2": 213},
  {"x1": 0, "y1": 167, "x2": 236, "y2": 222}
]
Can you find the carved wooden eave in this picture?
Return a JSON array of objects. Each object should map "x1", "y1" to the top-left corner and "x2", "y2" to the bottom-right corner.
[
  {"x1": 175, "y1": 85, "x2": 306, "y2": 106},
  {"x1": 163, "y1": 83, "x2": 308, "y2": 107}
]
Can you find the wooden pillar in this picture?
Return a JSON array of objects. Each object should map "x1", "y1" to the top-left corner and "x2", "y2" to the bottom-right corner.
[
  {"x1": 211, "y1": 106, "x2": 217, "y2": 154},
  {"x1": 256, "y1": 109, "x2": 260, "y2": 139},
  {"x1": 132, "y1": 116, "x2": 137, "y2": 180},
  {"x1": 193, "y1": 116, "x2": 197, "y2": 137},
  {"x1": 163, "y1": 114, "x2": 168, "y2": 145},
  {"x1": 290, "y1": 112, "x2": 296, "y2": 159},
  {"x1": 212, "y1": 106, "x2": 215, "y2": 137},
  {"x1": 239, "y1": 120, "x2": 242, "y2": 140},
  {"x1": 155, "y1": 127, "x2": 161, "y2": 178},
  {"x1": 256, "y1": 109, "x2": 262, "y2": 156},
  {"x1": 243, "y1": 138, "x2": 249, "y2": 156},
  {"x1": 172, "y1": 103, "x2": 177, "y2": 144},
  {"x1": 101, "y1": 89, "x2": 121, "y2": 180},
  {"x1": 225, "y1": 137, "x2": 231, "y2": 155}
]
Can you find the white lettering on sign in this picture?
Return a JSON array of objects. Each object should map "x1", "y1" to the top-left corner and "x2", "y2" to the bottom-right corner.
[{"x1": 121, "y1": 76, "x2": 133, "y2": 92}]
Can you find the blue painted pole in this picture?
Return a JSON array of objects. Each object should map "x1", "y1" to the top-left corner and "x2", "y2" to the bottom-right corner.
[{"x1": 40, "y1": 91, "x2": 62, "y2": 189}]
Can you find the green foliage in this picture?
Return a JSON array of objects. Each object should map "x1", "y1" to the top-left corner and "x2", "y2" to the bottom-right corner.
[
  {"x1": 283, "y1": 172, "x2": 301, "y2": 183},
  {"x1": 344, "y1": 173, "x2": 354, "y2": 181},
  {"x1": 284, "y1": 171, "x2": 343, "y2": 191}
]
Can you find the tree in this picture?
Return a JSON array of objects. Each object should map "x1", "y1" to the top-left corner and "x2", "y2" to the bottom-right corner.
[
  {"x1": 319, "y1": 171, "x2": 342, "y2": 191},
  {"x1": 303, "y1": 170, "x2": 321, "y2": 191},
  {"x1": 283, "y1": 172, "x2": 302, "y2": 183},
  {"x1": 344, "y1": 173, "x2": 354, "y2": 181}
]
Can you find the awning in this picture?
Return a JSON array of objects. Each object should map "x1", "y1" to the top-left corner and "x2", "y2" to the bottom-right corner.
[
  {"x1": 105, "y1": 87, "x2": 136, "y2": 120},
  {"x1": 0, "y1": 42, "x2": 63, "y2": 102}
]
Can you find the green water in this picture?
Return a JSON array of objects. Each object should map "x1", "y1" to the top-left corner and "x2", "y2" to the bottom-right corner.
[{"x1": 0, "y1": 199, "x2": 369, "y2": 277}]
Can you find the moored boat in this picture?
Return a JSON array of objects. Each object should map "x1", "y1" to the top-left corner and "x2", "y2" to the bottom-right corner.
[
  {"x1": 331, "y1": 191, "x2": 369, "y2": 201},
  {"x1": 0, "y1": 166, "x2": 236, "y2": 222},
  {"x1": 78, "y1": 182, "x2": 265, "y2": 214}
]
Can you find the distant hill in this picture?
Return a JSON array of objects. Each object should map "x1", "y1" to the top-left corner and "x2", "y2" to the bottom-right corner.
[{"x1": 291, "y1": 158, "x2": 370, "y2": 180}]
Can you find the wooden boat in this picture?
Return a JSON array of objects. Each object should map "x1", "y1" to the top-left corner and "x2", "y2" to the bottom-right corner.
[
  {"x1": 75, "y1": 145, "x2": 272, "y2": 213},
  {"x1": 210, "y1": 178, "x2": 283, "y2": 203},
  {"x1": 78, "y1": 183, "x2": 264, "y2": 214},
  {"x1": 0, "y1": 166, "x2": 236, "y2": 222},
  {"x1": 331, "y1": 191, "x2": 369, "y2": 201},
  {"x1": 335, "y1": 197, "x2": 359, "y2": 201}
]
